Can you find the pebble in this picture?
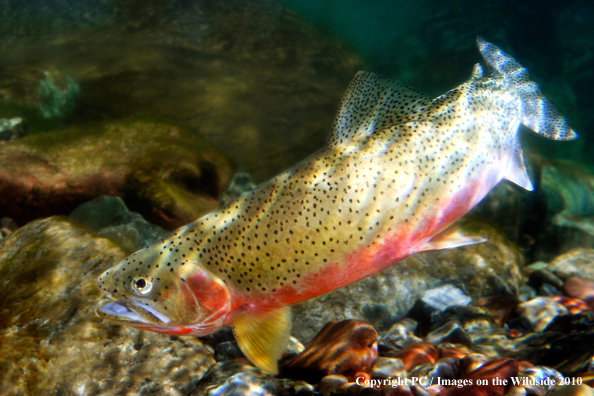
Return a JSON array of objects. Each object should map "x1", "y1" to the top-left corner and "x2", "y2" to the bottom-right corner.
[
  {"x1": 382, "y1": 318, "x2": 422, "y2": 349},
  {"x1": 550, "y1": 295, "x2": 592, "y2": 315},
  {"x1": 528, "y1": 269, "x2": 565, "y2": 290},
  {"x1": 438, "y1": 343, "x2": 473, "y2": 359},
  {"x1": 393, "y1": 342, "x2": 438, "y2": 372},
  {"x1": 472, "y1": 295, "x2": 519, "y2": 326},
  {"x1": 564, "y1": 277, "x2": 594, "y2": 310},
  {"x1": 192, "y1": 362, "x2": 279, "y2": 396},
  {"x1": 383, "y1": 385, "x2": 414, "y2": 396},
  {"x1": 505, "y1": 386, "x2": 528, "y2": 396},
  {"x1": 458, "y1": 353, "x2": 490, "y2": 376},
  {"x1": 284, "y1": 320, "x2": 378, "y2": 382},
  {"x1": 370, "y1": 357, "x2": 406, "y2": 379},
  {"x1": 516, "y1": 297, "x2": 569, "y2": 331},
  {"x1": 519, "y1": 365, "x2": 564, "y2": 395},
  {"x1": 420, "y1": 285, "x2": 472, "y2": 311},
  {"x1": 549, "y1": 385, "x2": 594, "y2": 396},
  {"x1": 318, "y1": 374, "x2": 349, "y2": 394},
  {"x1": 548, "y1": 248, "x2": 594, "y2": 281},
  {"x1": 425, "y1": 320, "x2": 472, "y2": 347}
]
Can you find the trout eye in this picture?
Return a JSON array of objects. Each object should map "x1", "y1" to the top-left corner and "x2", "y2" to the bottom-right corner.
[{"x1": 131, "y1": 276, "x2": 153, "y2": 296}]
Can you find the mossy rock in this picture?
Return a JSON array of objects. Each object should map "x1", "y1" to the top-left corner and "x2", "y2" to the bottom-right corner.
[
  {"x1": 0, "y1": 119, "x2": 233, "y2": 229},
  {"x1": 0, "y1": 217, "x2": 215, "y2": 395}
]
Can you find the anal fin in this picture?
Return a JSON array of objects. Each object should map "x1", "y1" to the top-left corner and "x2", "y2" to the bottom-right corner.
[
  {"x1": 504, "y1": 146, "x2": 534, "y2": 191},
  {"x1": 232, "y1": 305, "x2": 292, "y2": 375},
  {"x1": 420, "y1": 222, "x2": 487, "y2": 251}
]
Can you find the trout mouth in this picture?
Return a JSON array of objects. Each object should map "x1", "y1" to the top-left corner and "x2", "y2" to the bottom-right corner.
[{"x1": 97, "y1": 298, "x2": 171, "y2": 328}]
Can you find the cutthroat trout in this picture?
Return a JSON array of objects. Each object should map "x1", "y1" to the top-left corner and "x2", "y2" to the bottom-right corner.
[{"x1": 97, "y1": 38, "x2": 576, "y2": 374}]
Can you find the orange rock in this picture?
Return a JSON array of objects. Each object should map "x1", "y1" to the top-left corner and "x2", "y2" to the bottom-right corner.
[
  {"x1": 438, "y1": 343, "x2": 473, "y2": 359},
  {"x1": 383, "y1": 385, "x2": 414, "y2": 396},
  {"x1": 457, "y1": 353, "x2": 490, "y2": 376},
  {"x1": 550, "y1": 295, "x2": 592, "y2": 315},
  {"x1": 472, "y1": 295, "x2": 519, "y2": 326},
  {"x1": 465, "y1": 357, "x2": 519, "y2": 382},
  {"x1": 393, "y1": 342, "x2": 438, "y2": 372},
  {"x1": 284, "y1": 319, "x2": 378, "y2": 382},
  {"x1": 564, "y1": 277, "x2": 594, "y2": 310}
]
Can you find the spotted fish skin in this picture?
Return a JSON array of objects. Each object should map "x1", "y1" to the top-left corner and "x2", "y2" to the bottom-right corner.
[{"x1": 97, "y1": 38, "x2": 576, "y2": 374}]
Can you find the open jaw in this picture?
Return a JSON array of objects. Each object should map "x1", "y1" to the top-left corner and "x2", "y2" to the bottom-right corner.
[{"x1": 97, "y1": 298, "x2": 172, "y2": 328}]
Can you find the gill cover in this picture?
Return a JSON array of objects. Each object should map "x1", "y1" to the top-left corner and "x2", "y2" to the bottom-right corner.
[{"x1": 97, "y1": 261, "x2": 231, "y2": 335}]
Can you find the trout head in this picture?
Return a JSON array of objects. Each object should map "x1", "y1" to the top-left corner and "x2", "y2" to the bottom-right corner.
[{"x1": 96, "y1": 247, "x2": 231, "y2": 336}]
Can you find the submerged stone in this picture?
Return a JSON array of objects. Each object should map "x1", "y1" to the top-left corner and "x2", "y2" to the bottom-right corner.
[
  {"x1": 0, "y1": 64, "x2": 79, "y2": 120},
  {"x1": 69, "y1": 196, "x2": 169, "y2": 253},
  {"x1": 516, "y1": 297, "x2": 569, "y2": 332},
  {"x1": 0, "y1": 217, "x2": 215, "y2": 395},
  {"x1": 0, "y1": 120, "x2": 233, "y2": 229},
  {"x1": 283, "y1": 320, "x2": 378, "y2": 383},
  {"x1": 0, "y1": 117, "x2": 26, "y2": 141},
  {"x1": 548, "y1": 248, "x2": 594, "y2": 282},
  {"x1": 513, "y1": 315, "x2": 594, "y2": 376},
  {"x1": 192, "y1": 361, "x2": 279, "y2": 396},
  {"x1": 0, "y1": 0, "x2": 364, "y2": 182}
]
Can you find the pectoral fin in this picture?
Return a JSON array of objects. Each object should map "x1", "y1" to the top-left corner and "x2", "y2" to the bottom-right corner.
[
  {"x1": 231, "y1": 305, "x2": 292, "y2": 375},
  {"x1": 420, "y1": 223, "x2": 487, "y2": 251}
]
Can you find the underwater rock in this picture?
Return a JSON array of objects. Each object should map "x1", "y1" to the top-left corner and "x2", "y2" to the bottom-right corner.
[
  {"x1": 529, "y1": 160, "x2": 594, "y2": 262},
  {"x1": 421, "y1": 285, "x2": 472, "y2": 312},
  {"x1": 0, "y1": 120, "x2": 233, "y2": 229},
  {"x1": 192, "y1": 361, "x2": 279, "y2": 396},
  {"x1": 68, "y1": 195, "x2": 169, "y2": 253},
  {"x1": 0, "y1": 217, "x2": 17, "y2": 238},
  {"x1": 393, "y1": 342, "x2": 438, "y2": 372},
  {"x1": 458, "y1": 353, "x2": 491, "y2": 376},
  {"x1": 424, "y1": 321, "x2": 472, "y2": 347},
  {"x1": 0, "y1": 64, "x2": 79, "y2": 119},
  {"x1": 471, "y1": 156, "x2": 594, "y2": 262},
  {"x1": 513, "y1": 314, "x2": 594, "y2": 376},
  {"x1": 0, "y1": 217, "x2": 215, "y2": 395},
  {"x1": 438, "y1": 343, "x2": 473, "y2": 359},
  {"x1": 548, "y1": 248, "x2": 594, "y2": 282},
  {"x1": 527, "y1": 269, "x2": 565, "y2": 292},
  {"x1": 519, "y1": 366, "x2": 564, "y2": 395},
  {"x1": 381, "y1": 318, "x2": 422, "y2": 350},
  {"x1": 563, "y1": 277, "x2": 594, "y2": 310},
  {"x1": 549, "y1": 295, "x2": 592, "y2": 315},
  {"x1": 291, "y1": 219, "x2": 523, "y2": 341},
  {"x1": 220, "y1": 172, "x2": 257, "y2": 206},
  {"x1": 370, "y1": 357, "x2": 407, "y2": 379},
  {"x1": 549, "y1": 385, "x2": 594, "y2": 396},
  {"x1": 459, "y1": 358, "x2": 518, "y2": 396},
  {"x1": 0, "y1": 0, "x2": 363, "y2": 182},
  {"x1": 472, "y1": 295, "x2": 519, "y2": 327},
  {"x1": 277, "y1": 378, "x2": 315, "y2": 395},
  {"x1": 516, "y1": 297, "x2": 569, "y2": 332},
  {"x1": 318, "y1": 374, "x2": 350, "y2": 394},
  {"x1": 283, "y1": 320, "x2": 378, "y2": 383},
  {"x1": 0, "y1": 117, "x2": 26, "y2": 141}
]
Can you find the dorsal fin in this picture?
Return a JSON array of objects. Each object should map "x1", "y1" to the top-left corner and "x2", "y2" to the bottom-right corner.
[{"x1": 328, "y1": 71, "x2": 432, "y2": 147}]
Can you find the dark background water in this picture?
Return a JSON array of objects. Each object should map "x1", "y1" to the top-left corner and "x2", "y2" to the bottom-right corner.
[
  {"x1": 0, "y1": 0, "x2": 591, "y2": 168},
  {"x1": 278, "y1": 0, "x2": 593, "y2": 160}
]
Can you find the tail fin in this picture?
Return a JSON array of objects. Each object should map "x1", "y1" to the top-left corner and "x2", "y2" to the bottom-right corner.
[{"x1": 477, "y1": 37, "x2": 577, "y2": 141}]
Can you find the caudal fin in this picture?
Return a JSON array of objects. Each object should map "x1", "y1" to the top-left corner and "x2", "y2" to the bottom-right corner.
[{"x1": 477, "y1": 37, "x2": 577, "y2": 141}]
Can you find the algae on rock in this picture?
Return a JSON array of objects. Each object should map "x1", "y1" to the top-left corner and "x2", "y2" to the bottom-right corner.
[
  {"x1": 0, "y1": 217, "x2": 215, "y2": 396},
  {"x1": 0, "y1": 119, "x2": 233, "y2": 229}
]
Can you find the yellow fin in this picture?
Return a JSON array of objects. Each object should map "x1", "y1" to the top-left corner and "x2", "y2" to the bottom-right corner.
[
  {"x1": 420, "y1": 222, "x2": 487, "y2": 251},
  {"x1": 231, "y1": 305, "x2": 292, "y2": 375}
]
